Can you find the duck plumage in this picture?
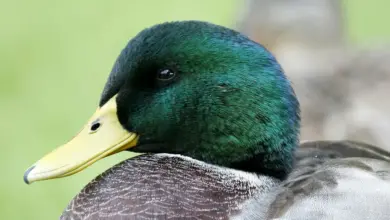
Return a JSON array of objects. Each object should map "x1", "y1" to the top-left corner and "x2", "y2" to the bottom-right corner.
[
  {"x1": 60, "y1": 141, "x2": 390, "y2": 220},
  {"x1": 24, "y1": 21, "x2": 390, "y2": 220}
]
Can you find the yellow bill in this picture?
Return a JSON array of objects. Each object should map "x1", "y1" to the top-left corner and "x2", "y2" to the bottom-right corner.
[{"x1": 24, "y1": 95, "x2": 139, "y2": 184}]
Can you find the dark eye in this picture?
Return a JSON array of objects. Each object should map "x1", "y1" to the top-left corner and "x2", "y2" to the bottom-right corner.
[{"x1": 156, "y1": 68, "x2": 175, "y2": 81}]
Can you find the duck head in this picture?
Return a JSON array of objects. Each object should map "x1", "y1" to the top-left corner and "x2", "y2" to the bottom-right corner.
[{"x1": 24, "y1": 21, "x2": 300, "y2": 184}]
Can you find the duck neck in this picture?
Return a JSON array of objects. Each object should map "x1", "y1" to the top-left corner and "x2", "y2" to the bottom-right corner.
[
  {"x1": 228, "y1": 142, "x2": 296, "y2": 180},
  {"x1": 174, "y1": 129, "x2": 299, "y2": 180}
]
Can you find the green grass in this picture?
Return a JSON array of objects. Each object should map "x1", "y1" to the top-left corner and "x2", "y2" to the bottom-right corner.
[
  {"x1": 345, "y1": 0, "x2": 390, "y2": 44},
  {"x1": 0, "y1": 0, "x2": 389, "y2": 219}
]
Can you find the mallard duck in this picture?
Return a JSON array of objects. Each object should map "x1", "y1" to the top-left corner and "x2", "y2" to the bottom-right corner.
[{"x1": 24, "y1": 21, "x2": 390, "y2": 219}]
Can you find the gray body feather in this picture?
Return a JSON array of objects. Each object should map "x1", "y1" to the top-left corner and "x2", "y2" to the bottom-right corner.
[{"x1": 61, "y1": 141, "x2": 390, "y2": 220}]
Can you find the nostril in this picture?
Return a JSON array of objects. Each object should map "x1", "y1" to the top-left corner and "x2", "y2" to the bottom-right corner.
[{"x1": 90, "y1": 122, "x2": 101, "y2": 132}]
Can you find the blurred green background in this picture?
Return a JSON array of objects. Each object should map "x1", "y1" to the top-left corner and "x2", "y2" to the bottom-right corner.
[{"x1": 0, "y1": 0, "x2": 389, "y2": 219}]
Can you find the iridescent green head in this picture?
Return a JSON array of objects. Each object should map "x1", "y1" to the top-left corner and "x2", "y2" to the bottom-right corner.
[
  {"x1": 24, "y1": 21, "x2": 300, "y2": 184},
  {"x1": 104, "y1": 21, "x2": 300, "y2": 179}
]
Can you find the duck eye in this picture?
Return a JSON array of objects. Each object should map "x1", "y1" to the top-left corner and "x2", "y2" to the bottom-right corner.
[{"x1": 156, "y1": 68, "x2": 175, "y2": 81}]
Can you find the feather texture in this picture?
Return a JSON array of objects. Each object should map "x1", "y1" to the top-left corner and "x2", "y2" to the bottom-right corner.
[{"x1": 61, "y1": 141, "x2": 390, "y2": 220}]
